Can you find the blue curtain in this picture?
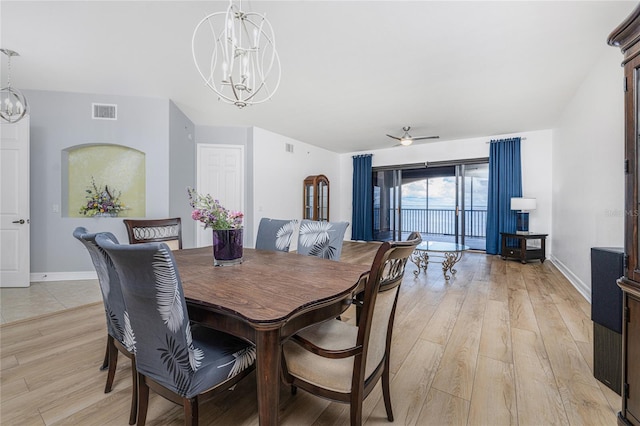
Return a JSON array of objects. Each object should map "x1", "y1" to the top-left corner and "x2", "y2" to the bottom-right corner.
[
  {"x1": 352, "y1": 154, "x2": 373, "y2": 241},
  {"x1": 485, "y1": 138, "x2": 522, "y2": 254}
]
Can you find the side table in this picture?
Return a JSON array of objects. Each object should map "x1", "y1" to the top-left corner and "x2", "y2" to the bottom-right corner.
[{"x1": 500, "y1": 232, "x2": 548, "y2": 264}]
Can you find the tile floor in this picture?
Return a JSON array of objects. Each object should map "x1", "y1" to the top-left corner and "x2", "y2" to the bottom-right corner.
[{"x1": 0, "y1": 280, "x2": 102, "y2": 324}]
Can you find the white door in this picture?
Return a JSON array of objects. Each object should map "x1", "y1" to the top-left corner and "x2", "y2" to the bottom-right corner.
[
  {"x1": 1, "y1": 118, "x2": 30, "y2": 287},
  {"x1": 196, "y1": 144, "x2": 244, "y2": 247}
]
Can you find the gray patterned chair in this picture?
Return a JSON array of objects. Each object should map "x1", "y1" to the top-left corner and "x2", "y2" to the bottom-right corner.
[
  {"x1": 281, "y1": 233, "x2": 422, "y2": 426},
  {"x1": 296, "y1": 219, "x2": 349, "y2": 261},
  {"x1": 72, "y1": 227, "x2": 137, "y2": 425},
  {"x1": 255, "y1": 218, "x2": 298, "y2": 252},
  {"x1": 95, "y1": 235, "x2": 256, "y2": 426}
]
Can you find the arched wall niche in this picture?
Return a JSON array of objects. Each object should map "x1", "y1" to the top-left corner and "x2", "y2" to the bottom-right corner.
[{"x1": 62, "y1": 144, "x2": 146, "y2": 218}]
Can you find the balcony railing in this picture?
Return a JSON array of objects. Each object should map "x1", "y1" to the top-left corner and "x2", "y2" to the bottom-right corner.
[{"x1": 374, "y1": 208, "x2": 487, "y2": 238}]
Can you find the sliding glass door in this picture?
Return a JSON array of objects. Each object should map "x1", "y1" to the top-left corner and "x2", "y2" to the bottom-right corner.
[{"x1": 373, "y1": 160, "x2": 488, "y2": 250}]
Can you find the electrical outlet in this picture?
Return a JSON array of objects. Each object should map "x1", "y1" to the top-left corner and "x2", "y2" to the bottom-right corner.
[{"x1": 52, "y1": 204, "x2": 59, "y2": 213}]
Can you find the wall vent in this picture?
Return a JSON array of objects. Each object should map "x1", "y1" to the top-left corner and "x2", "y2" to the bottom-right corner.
[
  {"x1": 285, "y1": 143, "x2": 294, "y2": 153},
  {"x1": 92, "y1": 103, "x2": 117, "y2": 120}
]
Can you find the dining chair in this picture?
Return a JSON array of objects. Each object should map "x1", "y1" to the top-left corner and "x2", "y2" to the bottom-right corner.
[
  {"x1": 255, "y1": 218, "x2": 298, "y2": 252},
  {"x1": 281, "y1": 232, "x2": 422, "y2": 426},
  {"x1": 95, "y1": 235, "x2": 256, "y2": 426},
  {"x1": 296, "y1": 219, "x2": 349, "y2": 261},
  {"x1": 72, "y1": 227, "x2": 138, "y2": 425},
  {"x1": 123, "y1": 217, "x2": 182, "y2": 250}
]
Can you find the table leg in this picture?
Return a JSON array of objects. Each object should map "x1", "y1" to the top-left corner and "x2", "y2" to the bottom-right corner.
[
  {"x1": 442, "y1": 251, "x2": 463, "y2": 280},
  {"x1": 256, "y1": 328, "x2": 281, "y2": 426},
  {"x1": 411, "y1": 251, "x2": 430, "y2": 276}
]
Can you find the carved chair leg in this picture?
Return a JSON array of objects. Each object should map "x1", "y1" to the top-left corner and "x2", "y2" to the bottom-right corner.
[
  {"x1": 128, "y1": 360, "x2": 138, "y2": 425},
  {"x1": 104, "y1": 336, "x2": 118, "y2": 393},
  {"x1": 183, "y1": 397, "x2": 198, "y2": 426},
  {"x1": 137, "y1": 374, "x2": 150, "y2": 426}
]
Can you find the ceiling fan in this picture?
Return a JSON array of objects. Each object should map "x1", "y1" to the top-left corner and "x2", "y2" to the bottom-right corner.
[{"x1": 386, "y1": 126, "x2": 439, "y2": 146}]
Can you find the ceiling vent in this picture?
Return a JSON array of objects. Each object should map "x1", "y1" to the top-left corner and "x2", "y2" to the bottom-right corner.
[{"x1": 92, "y1": 103, "x2": 117, "y2": 120}]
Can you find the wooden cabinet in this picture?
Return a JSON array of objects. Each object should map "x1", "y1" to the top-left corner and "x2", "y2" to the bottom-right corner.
[
  {"x1": 609, "y1": 6, "x2": 640, "y2": 425},
  {"x1": 303, "y1": 175, "x2": 329, "y2": 221}
]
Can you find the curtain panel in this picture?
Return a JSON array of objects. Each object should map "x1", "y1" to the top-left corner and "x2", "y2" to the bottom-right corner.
[
  {"x1": 351, "y1": 154, "x2": 373, "y2": 241},
  {"x1": 485, "y1": 138, "x2": 522, "y2": 254}
]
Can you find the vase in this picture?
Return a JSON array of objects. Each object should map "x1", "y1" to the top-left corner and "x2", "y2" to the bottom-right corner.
[
  {"x1": 212, "y1": 228, "x2": 243, "y2": 266},
  {"x1": 94, "y1": 212, "x2": 117, "y2": 218}
]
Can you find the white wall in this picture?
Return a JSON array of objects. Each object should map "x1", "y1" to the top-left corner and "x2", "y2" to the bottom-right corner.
[
  {"x1": 338, "y1": 130, "x2": 553, "y2": 246},
  {"x1": 252, "y1": 127, "x2": 341, "y2": 248},
  {"x1": 552, "y1": 47, "x2": 625, "y2": 300}
]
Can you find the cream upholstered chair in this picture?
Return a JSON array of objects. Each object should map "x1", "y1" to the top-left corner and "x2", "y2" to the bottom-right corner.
[
  {"x1": 123, "y1": 218, "x2": 182, "y2": 250},
  {"x1": 72, "y1": 228, "x2": 138, "y2": 425},
  {"x1": 281, "y1": 232, "x2": 421, "y2": 425}
]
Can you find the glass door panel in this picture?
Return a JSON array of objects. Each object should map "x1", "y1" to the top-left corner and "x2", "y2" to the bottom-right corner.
[{"x1": 373, "y1": 169, "x2": 401, "y2": 241}]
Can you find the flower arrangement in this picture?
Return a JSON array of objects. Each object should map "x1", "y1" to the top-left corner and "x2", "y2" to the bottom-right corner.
[
  {"x1": 79, "y1": 177, "x2": 127, "y2": 217},
  {"x1": 187, "y1": 187, "x2": 243, "y2": 230}
]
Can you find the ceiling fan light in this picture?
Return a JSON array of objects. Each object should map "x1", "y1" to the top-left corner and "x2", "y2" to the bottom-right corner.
[{"x1": 400, "y1": 138, "x2": 413, "y2": 146}]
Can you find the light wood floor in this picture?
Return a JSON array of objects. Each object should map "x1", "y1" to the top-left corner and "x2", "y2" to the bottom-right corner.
[{"x1": 0, "y1": 242, "x2": 621, "y2": 425}]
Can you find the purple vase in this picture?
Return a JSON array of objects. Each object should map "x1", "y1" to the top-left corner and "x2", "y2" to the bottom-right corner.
[{"x1": 212, "y1": 229, "x2": 243, "y2": 266}]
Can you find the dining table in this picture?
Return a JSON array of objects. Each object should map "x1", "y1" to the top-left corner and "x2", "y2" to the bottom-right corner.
[{"x1": 173, "y1": 246, "x2": 370, "y2": 426}]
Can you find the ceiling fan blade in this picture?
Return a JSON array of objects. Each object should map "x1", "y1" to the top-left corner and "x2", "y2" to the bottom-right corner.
[
  {"x1": 386, "y1": 134, "x2": 402, "y2": 141},
  {"x1": 412, "y1": 136, "x2": 440, "y2": 141}
]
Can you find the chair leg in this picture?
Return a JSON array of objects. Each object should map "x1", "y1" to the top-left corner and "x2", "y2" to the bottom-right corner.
[
  {"x1": 104, "y1": 336, "x2": 118, "y2": 393},
  {"x1": 128, "y1": 360, "x2": 138, "y2": 425},
  {"x1": 382, "y1": 365, "x2": 394, "y2": 422},
  {"x1": 291, "y1": 385, "x2": 297, "y2": 395},
  {"x1": 137, "y1": 374, "x2": 150, "y2": 426},
  {"x1": 350, "y1": 397, "x2": 363, "y2": 426},
  {"x1": 183, "y1": 397, "x2": 198, "y2": 426},
  {"x1": 100, "y1": 335, "x2": 110, "y2": 370}
]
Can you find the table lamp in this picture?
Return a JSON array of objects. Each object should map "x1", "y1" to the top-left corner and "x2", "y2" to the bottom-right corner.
[{"x1": 511, "y1": 197, "x2": 536, "y2": 235}]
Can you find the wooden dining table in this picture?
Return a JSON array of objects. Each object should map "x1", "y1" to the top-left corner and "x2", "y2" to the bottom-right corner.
[{"x1": 173, "y1": 247, "x2": 370, "y2": 426}]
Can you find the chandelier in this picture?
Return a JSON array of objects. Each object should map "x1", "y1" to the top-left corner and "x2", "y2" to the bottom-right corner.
[
  {"x1": 0, "y1": 49, "x2": 28, "y2": 123},
  {"x1": 192, "y1": 0, "x2": 281, "y2": 108}
]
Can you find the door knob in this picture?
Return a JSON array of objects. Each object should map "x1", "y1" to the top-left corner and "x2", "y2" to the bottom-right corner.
[{"x1": 12, "y1": 219, "x2": 25, "y2": 224}]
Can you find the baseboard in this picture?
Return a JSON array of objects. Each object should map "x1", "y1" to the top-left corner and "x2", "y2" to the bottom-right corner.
[
  {"x1": 548, "y1": 254, "x2": 591, "y2": 303},
  {"x1": 30, "y1": 271, "x2": 97, "y2": 282}
]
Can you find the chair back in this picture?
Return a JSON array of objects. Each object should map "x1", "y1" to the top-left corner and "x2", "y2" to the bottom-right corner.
[
  {"x1": 255, "y1": 218, "x2": 298, "y2": 252},
  {"x1": 73, "y1": 227, "x2": 134, "y2": 352},
  {"x1": 297, "y1": 219, "x2": 349, "y2": 261},
  {"x1": 95, "y1": 236, "x2": 201, "y2": 397},
  {"x1": 123, "y1": 218, "x2": 182, "y2": 250},
  {"x1": 356, "y1": 232, "x2": 421, "y2": 381}
]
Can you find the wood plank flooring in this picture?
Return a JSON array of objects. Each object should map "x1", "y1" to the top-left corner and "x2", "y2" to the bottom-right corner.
[{"x1": 0, "y1": 242, "x2": 621, "y2": 425}]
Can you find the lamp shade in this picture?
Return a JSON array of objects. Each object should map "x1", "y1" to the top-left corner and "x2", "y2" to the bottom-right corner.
[{"x1": 511, "y1": 197, "x2": 537, "y2": 211}]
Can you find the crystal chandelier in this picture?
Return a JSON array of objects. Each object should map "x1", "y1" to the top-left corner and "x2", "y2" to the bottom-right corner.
[
  {"x1": 192, "y1": 0, "x2": 281, "y2": 108},
  {"x1": 0, "y1": 49, "x2": 28, "y2": 123}
]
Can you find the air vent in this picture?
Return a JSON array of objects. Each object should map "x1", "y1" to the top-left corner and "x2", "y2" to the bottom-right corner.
[
  {"x1": 92, "y1": 103, "x2": 117, "y2": 120},
  {"x1": 285, "y1": 143, "x2": 294, "y2": 153}
]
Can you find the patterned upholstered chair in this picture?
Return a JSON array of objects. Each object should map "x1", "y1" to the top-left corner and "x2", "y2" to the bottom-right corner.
[
  {"x1": 95, "y1": 235, "x2": 256, "y2": 426},
  {"x1": 255, "y1": 218, "x2": 298, "y2": 252},
  {"x1": 281, "y1": 233, "x2": 422, "y2": 426},
  {"x1": 72, "y1": 227, "x2": 137, "y2": 425},
  {"x1": 123, "y1": 218, "x2": 182, "y2": 250},
  {"x1": 296, "y1": 219, "x2": 349, "y2": 261}
]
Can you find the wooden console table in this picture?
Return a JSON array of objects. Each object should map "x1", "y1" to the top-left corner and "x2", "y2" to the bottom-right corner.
[{"x1": 500, "y1": 232, "x2": 548, "y2": 264}]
